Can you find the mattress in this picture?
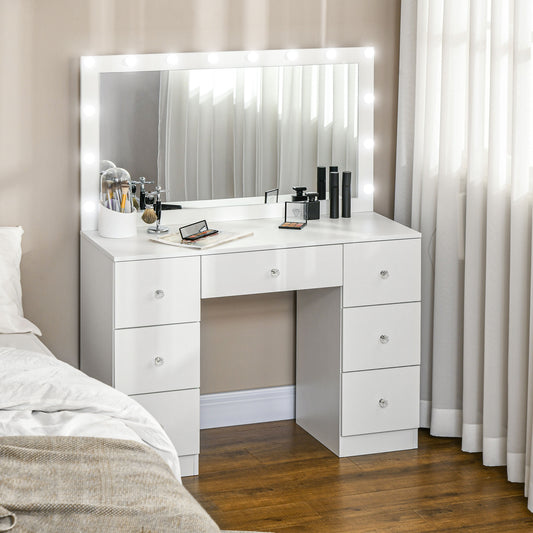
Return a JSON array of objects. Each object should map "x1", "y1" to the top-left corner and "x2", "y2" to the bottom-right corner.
[{"x1": 0, "y1": 332, "x2": 54, "y2": 356}]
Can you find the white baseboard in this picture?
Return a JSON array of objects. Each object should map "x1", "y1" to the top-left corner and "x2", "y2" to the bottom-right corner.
[{"x1": 200, "y1": 385, "x2": 295, "y2": 430}]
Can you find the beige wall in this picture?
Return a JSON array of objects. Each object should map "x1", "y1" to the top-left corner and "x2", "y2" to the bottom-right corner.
[{"x1": 0, "y1": 0, "x2": 401, "y2": 392}]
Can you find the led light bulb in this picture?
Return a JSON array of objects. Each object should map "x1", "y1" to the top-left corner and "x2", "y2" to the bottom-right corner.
[
  {"x1": 123, "y1": 55, "x2": 137, "y2": 67},
  {"x1": 364, "y1": 47, "x2": 375, "y2": 59},
  {"x1": 247, "y1": 51, "x2": 259, "y2": 63},
  {"x1": 364, "y1": 184, "x2": 374, "y2": 195},
  {"x1": 364, "y1": 93, "x2": 375, "y2": 104},
  {"x1": 82, "y1": 56, "x2": 95, "y2": 68},
  {"x1": 364, "y1": 139, "x2": 375, "y2": 150},
  {"x1": 82, "y1": 105, "x2": 96, "y2": 117},
  {"x1": 166, "y1": 54, "x2": 179, "y2": 65},
  {"x1": 286, "y1": 50, "x2": 298, "y2": 61}
]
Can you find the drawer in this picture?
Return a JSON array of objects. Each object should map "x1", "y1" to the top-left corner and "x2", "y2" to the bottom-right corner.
[
  {"x1": 201, "y1": 245, "x2": 342, "y2": 299},
  {"x1": 342, "y1": 366, "x2": 420, "y2": 436},
  {"x1": 343, "y1": 302, "x2": 420, "y2": 371},
  {"x1": 131, "y1": 389, "x2": 199, "y2": 457},
  {"x1": 114, "y1": 322, "x2": 200, "y2": 395},
  {"x1": 114, "y1": 257, "x2": 200, "y2": 329},
  {"x1": 343, "y1": 239, "x2": 420, "y2": 307}
]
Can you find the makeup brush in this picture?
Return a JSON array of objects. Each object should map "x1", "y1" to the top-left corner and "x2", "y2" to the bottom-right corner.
[{"x1": 141, "y1": 208, "x2": 157, "y2": 224}]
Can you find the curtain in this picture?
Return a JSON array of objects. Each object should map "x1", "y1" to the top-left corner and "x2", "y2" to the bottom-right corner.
[
  {"x1": 158, "y1": 64, "x2": 358, "y2": 201},
  {"x1": 395, "y1": 0, "x2": 533, "y2": 507}
]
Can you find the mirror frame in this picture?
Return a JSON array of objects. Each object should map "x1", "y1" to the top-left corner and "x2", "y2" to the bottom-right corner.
[{"x1": 80, "y1": 47, "x2": 374, "y2": 231}]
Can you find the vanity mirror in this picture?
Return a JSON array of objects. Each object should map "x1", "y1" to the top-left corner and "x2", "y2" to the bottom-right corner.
[{"x1": 81, "y1": 48, "x2": 374, "y2": 231}]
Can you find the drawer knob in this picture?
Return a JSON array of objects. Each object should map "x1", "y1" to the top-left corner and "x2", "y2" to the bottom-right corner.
[
  {"x1": 154, "y1": 289, "x2": 165, "y2": 299},
  {"x1": 271, "y1": 268, "x2": 280, "y2": 278},
  {"x1": 378, "y1": 398, "x2": 389, "y2": 408},
  {"x1": 379, "y1": 334, "x2": 390, "y2": 344},
  {"x1": 154, "y1": 356, "x2": 165, "y2": 366},
  {"x1": 379, "y1": 270, "x2": 390, "y2": 279}
]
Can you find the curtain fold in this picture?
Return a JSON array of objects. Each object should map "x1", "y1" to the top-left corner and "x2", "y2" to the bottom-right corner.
[{"x1": 395, "y1": 0, "x2": 533, "y2": 508}]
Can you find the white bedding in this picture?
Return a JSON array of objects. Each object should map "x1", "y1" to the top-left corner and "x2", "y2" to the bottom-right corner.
[
  {"x1": 0, "y1": 346, "x2": 181, "y2": 479},
  {"x1": 0, "y1": 332, "x2": 53, "y2": 355}
]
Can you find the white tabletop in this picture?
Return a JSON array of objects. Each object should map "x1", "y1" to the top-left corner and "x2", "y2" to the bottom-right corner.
[{"x1": 81, "y1": 211, "x2": 420, "y2": 262}]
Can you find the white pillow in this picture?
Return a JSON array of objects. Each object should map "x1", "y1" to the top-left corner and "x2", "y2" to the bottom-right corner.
[{"x1": 0, "y1": 227, "x2": 41, "y2": 335}]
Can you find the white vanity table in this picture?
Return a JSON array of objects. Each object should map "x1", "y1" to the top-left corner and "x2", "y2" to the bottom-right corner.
[
  {"x1": 81, "y1": 212, "x2": 421, "y2": 476},
  {"x1": 79, "y1": 47, "x2": 421, "y2": 477}
]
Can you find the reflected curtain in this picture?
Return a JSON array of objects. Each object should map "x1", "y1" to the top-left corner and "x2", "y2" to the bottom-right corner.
[
  {"x1": 158, "y1": 65, "x2": 357, "y2": 201},
  {"x1": 395, "y1": 0, "x2": 533, "y2": 508}
]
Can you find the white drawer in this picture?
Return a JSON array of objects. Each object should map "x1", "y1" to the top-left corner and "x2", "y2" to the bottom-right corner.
[
  {"x1": 114, "y1": 257, "x2": 200, "y2": 329},
  {"x1": 131, "y1": 389, "x2": 199, "y2": 457},
  {"x1": 343, "y1": 239, "x2": 420, "y2": 307},
  {"x1": 341, "y1": 366, "x2": 420, "y2": 436},
  {"x1": 201, "y1": 245, "x2": 343, "y2": 299},
  {"x1": 343, "y1": 302, "x2": 420, "y2": 372},
  {"x1": 114, "y1": 322, "x2": 200, "y2": 395}
]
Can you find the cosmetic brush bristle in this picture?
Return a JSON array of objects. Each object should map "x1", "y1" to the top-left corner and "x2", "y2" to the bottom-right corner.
[{"x1": 141, "y1": 208, "x2": 157, "y2": 224}]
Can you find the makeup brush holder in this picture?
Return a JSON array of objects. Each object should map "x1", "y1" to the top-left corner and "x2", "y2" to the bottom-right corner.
[{"x1": 97, "y1": 204, "x2": 137, "y2": 239}]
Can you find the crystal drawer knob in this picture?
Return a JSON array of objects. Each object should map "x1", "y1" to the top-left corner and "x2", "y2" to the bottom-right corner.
[
  {"x1": 271, "y1": 268, "x2": 280, "y2": 278},
  {"x1": 154, "y1": 356, "x2": 164, "y2": 366},
  {"x1": 379, "y1": 270, "x2": 390, "y2": 279},
  {"x1": 154, "y1": 289, "x2": 165, "y2": 299},
  {"x1": 378, "y1": 398, "x2": 389, "y2": 408},
  {"x1": 379, "y1": 334, "x2": 390, "y2": 344}
]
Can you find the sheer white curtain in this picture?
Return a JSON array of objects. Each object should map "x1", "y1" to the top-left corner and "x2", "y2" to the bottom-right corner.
[
  {"x1": 395, "y1": 0, "x2": 533, "y2": 507},
  {"x1": 158, "y1": 65, "x2": 358, "y2": 201}
]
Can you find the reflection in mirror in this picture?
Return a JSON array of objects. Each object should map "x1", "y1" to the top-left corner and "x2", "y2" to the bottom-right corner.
[{"x1": 100, "y1": 64, "x2": 358, "y2": 202}]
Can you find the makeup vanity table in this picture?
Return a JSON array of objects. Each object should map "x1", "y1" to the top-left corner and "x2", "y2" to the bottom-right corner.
[
  {"x1": 79, "y1": 48, "x2": 421, "y2": 477},
  {"x1": 81, "y1": 212, "x2": 421, "y2": 476}
]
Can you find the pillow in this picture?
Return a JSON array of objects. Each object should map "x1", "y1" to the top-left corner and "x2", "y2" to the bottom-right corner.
[{"x1": 0, "y1": 227, "x2": 41, "y2": 335}]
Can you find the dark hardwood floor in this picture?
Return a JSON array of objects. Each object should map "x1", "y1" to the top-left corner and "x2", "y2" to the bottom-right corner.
[{"x1": 183, "y1": 421, "x2": 533, "y2": 532}]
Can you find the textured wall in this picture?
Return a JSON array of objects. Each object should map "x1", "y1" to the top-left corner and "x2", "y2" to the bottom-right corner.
[{"x1": 0, "y1": 0, "x2": 401, "y2": 392}]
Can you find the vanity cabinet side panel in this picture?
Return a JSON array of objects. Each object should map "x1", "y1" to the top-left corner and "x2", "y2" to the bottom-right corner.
[
  {"x1": 296, "y1": 287, "x2": 342, "y2": 455},
  {"x1": 80, "y1": 237, "x2": 114, "y2": 385}
]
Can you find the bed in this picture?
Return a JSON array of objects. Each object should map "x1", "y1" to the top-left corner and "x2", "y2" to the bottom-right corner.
[{"x1": 0, "y1": 228, "x2": 244, "y2": 532}]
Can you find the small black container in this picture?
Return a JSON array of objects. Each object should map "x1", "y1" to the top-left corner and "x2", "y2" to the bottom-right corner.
[
  {"x1": 306, "y1": 192, "x2": 320, "y2": 220},
  {"x1": 329, "y1": 171, "x2": 339, "y2": 219},
  {"x1": 291, "y1": 186, "x2": 308, "y2": 202},
  {"x1": 342, "y1": 171, "x2": 351, "y2": 218},
  {"x1": 317, "y1": 167, "x2": 326, "y2": 200}
]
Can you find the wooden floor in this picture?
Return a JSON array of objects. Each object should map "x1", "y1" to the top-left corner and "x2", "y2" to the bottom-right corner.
[{"x1": 183, "y1": 421, "x2": 533, "y2": 532}]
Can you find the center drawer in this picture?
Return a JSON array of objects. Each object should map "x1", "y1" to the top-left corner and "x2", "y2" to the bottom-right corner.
[
  {"x1": 201, "y1": 245, "x2": 343, "y2": 299},
  {"x1": 114, "y1": 322, "x2": 200, "y2": 396}
]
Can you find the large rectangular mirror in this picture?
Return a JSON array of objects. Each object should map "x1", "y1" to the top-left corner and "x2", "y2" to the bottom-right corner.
[{"x1": 81, "y1": 48, "x2": 374, "y2": 231}]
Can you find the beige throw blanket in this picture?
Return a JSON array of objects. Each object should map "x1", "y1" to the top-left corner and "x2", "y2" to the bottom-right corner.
[{"x1": 0, "y1": 436, "x2": 220, "y2": 533}]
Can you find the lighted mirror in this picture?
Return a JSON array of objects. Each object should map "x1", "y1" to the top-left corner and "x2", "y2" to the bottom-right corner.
[{"x1": 80, "y1": 48, "x2": 374, "y2": 231}]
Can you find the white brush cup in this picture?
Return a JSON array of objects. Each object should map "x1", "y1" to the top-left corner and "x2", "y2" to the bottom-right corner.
[{"x1": 97, "y1": 204, "x2": 137, "y2": 238}]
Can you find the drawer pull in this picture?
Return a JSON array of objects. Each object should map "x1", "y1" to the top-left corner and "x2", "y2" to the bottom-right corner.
[
  {"x1": 270, "y1": 268, "x2": 280, "y2": 278},
  {"x1": 379, "y1": 270, "x2": 390, "y2": 279},
  {"x1": 379, "y1": 334, "x2": 390, "y2": 344},
  {"x1": 154, "y1": 356, "x2": 165, "y2": 366},
  {"x1": 154, "y1": 289, "x2": 165, "y2": 299},
  {"x1": 378, "y1": 398, "x2": 389, "y2": 408}
]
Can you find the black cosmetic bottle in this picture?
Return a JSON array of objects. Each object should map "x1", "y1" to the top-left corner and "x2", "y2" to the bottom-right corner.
[
  {"x1": 329, "y1": 171, "x2": 339, "y2": 219},
  {"x1": 317, "y1": 167, "x2": 326, "y2": 200},
  {"x1": 342, "y1": 171, "x2": 351, "y2": 218}
]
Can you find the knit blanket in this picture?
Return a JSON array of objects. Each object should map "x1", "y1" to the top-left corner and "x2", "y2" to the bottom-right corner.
[{"x1": 0, "y1": 436, "x2": 219, "y2": 533}]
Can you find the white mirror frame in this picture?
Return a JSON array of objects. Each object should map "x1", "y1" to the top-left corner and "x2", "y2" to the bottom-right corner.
[{"x1": 80, "y1": 47, "x2": 374, "y2": 231}]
